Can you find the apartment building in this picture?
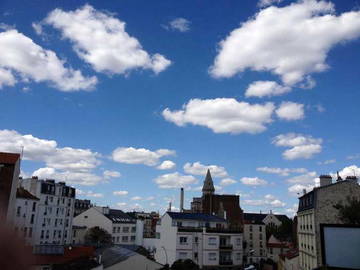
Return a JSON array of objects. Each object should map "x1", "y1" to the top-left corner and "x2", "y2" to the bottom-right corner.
[
  {"x1": 73, "y1": 206, "x2": 144, "y2": 245},
  {"x1": 74, "y1": 199, "x2": 92, "y2": 217},
  {"x1": 0, "y1": 152, "x2": 20, "y2": 223},
  {"x1": 13, "y1": 187, "x2": 40, "y2": 245},
  {"x1": 19, "y1": 177, "x2": 76, "y2": 245},
  {"x1": 297, "y1": 175, "x2": 360, "y2": 270},
  {"x1": 128, "y1": 211, "x2": 160, "y2": 238},
  {"x1": 243, "y1": 217, "x2": 267, "y2": 264},
  {"x1": 155, "y1": 212, "x2": 243, "y2": 268}
]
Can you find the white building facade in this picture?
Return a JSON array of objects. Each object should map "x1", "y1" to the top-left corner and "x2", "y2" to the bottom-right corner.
[
  {"x1": 155, "y1": 212, "x2": 243, "y2": 268},
  {"x1": 243, "y1": 221, "x2": 267, "y2": 264},
  {"x1": 73, "y1": 206, "x2": 143, "y2": 245},
  {"x1": 19, "y1": 177, "x2": 76, "y2": 245}
]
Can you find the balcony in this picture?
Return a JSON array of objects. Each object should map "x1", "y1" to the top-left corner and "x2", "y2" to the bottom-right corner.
[
  {"x1": 219, "y1": 260, "x2": 233, "y2": 266},
  {"x1": 219, "y1": 244, "x2": 233, "y2": 250}
]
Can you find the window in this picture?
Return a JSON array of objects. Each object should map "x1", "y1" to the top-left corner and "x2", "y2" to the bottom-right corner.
[
  {"x1": 209, "y1": 253, "x2": 216, "y2": 261},
  {"x1": 208, "y1": 237, "x2": 216, "y2": 246},
  {"x1": 131, "y1": 236, "x2": 136, "y2": 241},
  {"x1": 259, "y1": 234, "x2": 262, "y2": 240},
  {"x1": 131, "y1": 226, "x2": 136, "y2": 232},
  {"x1": 30, "y1": 214, "x2": 35, "y2": 224},
  {"x1": 179, "y1": 236, "x2": 188, "y2": 245},
  {"x1": 260, "y1": 241, "x2": 263, "y2": 248},
  {"x1": 260, "y1": 249, "x2": 263, "y2": 256},
  {"x1": 117, "y1": 227, "x2": 121, "y2": 233},
  {"x1": 17, "y1": 206, "x2": 21, "y2": 217},
  {"x1": 249, "y1": 225, "x2": 253, "y2": 232},
  {"x1": 113, "y1": 227, "x2": 116, "y2": 233},
  {"x1": 156, "y1": 232, "x2": 160, "y2": 239},
  {"x1": 195, "y1": 237, "x2": 198, "y2": 243},
  {"x1": 236, "y1": 238, "x2": 241, "y2": 246},
  {"x1": 177, "y1": 221, "x2": 182, "y2": 227},
  {"x1": 23, "y1": 227, "x2": 27, "y2": 237},
  {"x1": 41, "y1": 230, "x2": 44, "y2": 239},
  {"x1": 194, "y1": 252, "x2": 198, "y2": 259},
  {"x1": 29, "y1": 228, "x2": 32, "y2": 237},
  {"x1": 122, "y1": 236, "x2": 129, "y2": 242},
  {"x1": 179, "y1": 252, "x2": 187, "y2": 260},
  {"x1": 259, "y1": 226, "x2": 262, "y2": 232},
  {"x1": 250, "y1": 233, "x2": 253, "y2": 240},
  {"x1": 32, "y1": 202, "x2": 36, "y2": 212},
  {"x1": 123, "y1": 227, "x2": 129, "y2": 233},
  {"x1": 116, "y1": 236, "x2": 119, "y2": 242},
  {"x1": 236, "y1": 253, "x2": 241, "y2": 260}
]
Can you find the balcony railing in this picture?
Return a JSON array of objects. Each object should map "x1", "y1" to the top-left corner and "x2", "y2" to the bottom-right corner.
[{"x1": 219, "y1": 244, "x2": 233, "y2": 250}]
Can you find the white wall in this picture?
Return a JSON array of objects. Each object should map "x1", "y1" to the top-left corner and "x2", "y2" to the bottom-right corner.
[{"x1": 73, "y1": 207, "x2": 112, "y2": 234}]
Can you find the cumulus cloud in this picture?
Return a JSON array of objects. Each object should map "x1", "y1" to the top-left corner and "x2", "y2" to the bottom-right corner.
[
  {"x1": 157, "y1": 160, "x2": 176, "y2": 170},
  {"x1": 257, "y1": 167, "x2": 308, "y2": 176},
  {"x1": 163, "y1": 98, "x2": 275, "y2": 134},
  {"x1": 245, "y1": 81, "x2": 291, "y2": 98},
  {"x1": 210, "y1": 0, "x2": 360, "y2": 87},
  {"x1": 112, "y1": 147, "x2": 175, "y2": 166},
  {"x1": 103, "y1": 170, "x2": 121, "y2": 179},
  {"x1": 165, "y1": 18, "x2": 191, "y2": 32},
  {"x1": 220, "y1": 178, "x2": 237, "y2": 186},
  {"x1": 154, "y1": 172, "x2": 198, "y2": 189},
  {"x1": 131, "y1": 196, "x2": 142, "y2": 201},
  {"x1": 0, "y1": 29, "x2": 97, "y2": 91},
  {"x1": 276, "y1": 102, "x2": 304, "y2": 121},
  {"x1": 77, "y1": 189, "x2": 103, "y2": 198},
  {"x1": 243, "y1": 194, "x2": 286, "y2": 208},
  {"x1": 44, "y1": 5, "x2": 171, "y2": 75},
  {"x1": 273, "y1": 133, "x2": 322, "y2": 160},
  {"x1": 288, "y1": 183, "x2": 314, "y2": 196},
  {"x1": 113, "y1": 190, "x2": 128, "y2": 196},
  {"x1": 258, "y1": 0, "x2": 283, "y2": 8},
  {"x1": 317, "y1": 159, "x2": 336, "y2": 165},
  {"x1": 338, "y1": 165, "x2": 360, "y2": 178},
  {"x1": 183, "y1": 162, "x2": 228, "y2": 178},
  {"x1": 287, "y1": 171, "x2": 318, "y2": 184},
  {"x1": 0, "y1": 129, "x2": 104, "y2": 185},
  {"x1": 240, "y1": 177, "x2": 267, "y2": 186}
]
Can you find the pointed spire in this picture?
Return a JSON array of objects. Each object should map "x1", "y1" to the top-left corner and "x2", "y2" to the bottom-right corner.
[{"x1": 202, "y1": 169, "x2": 215, "y2": 195}]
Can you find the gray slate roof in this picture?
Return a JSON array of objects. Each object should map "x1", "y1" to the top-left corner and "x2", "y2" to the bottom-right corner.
[
  {"x1": 167, "y1": 212, "x2": 226, "y2": 222},
  {"x1": 105, "y1": 209, "x2": 136, "y2": 224}
]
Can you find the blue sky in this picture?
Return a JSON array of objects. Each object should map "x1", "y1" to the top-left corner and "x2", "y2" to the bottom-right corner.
[{"x1": 1, "y1": 0, "x2": 360, "y2": 216}]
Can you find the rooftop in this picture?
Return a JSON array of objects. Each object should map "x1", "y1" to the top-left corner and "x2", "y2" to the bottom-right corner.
[
  {"x1": 243, "y1": 212, "x2": 291, "y2": 224},
  {"x1": 167, "y1": 212, "x2": 226, "y2": 222},
  {"x1": 105, "y1": 209, "x2": 136, "y2": 223},
  {"x1": 16, "y1": 187, "x2": 39, "y2": 200}
]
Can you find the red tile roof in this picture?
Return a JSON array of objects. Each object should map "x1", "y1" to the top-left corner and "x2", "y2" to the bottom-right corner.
[{"x1": 0, "y1": 152, "x2": 20, "y2": 164}]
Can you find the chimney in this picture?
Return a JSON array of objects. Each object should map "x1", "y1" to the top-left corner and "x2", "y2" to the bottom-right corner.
[
  {"x1": 345, "y1": 176, "x2": 358, "y2": 184},
  {"x1": 303, "y1": 189, "x2": 307, "y2": 195},
  {"x1": 319, "y1": 175, "x2": 332, "y2": 187},
  {"x1": 180, "y1": 188, "x2": 184, "y2": 212},
  {"x1": 168, "y1": 201, "x2": 172, "y2": 212}
]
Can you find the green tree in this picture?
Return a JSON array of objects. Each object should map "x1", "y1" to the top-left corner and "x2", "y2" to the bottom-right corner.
[
  {"x1": 333, "y1": 196, "x2": 360, "y2": 225},
  {"x1": 84, "y1": 226, "x2": 112, "y2": 246}
]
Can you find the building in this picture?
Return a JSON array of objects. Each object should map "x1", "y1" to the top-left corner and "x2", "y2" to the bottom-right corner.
[
  {"x1": 155, "y1": 212, "x2": 243, "y2": 268},
  {"x1": 72, "y1": 225, "x2": 87, "y2": 245},
  {"x1": 244, "y1": 212, "x2": 291, "y2": 229},
  {"x1": 127, "y1": 211, "x2": 160, "y2": 238},
  {"x1": 74, "y1": 199, "x2": 92, "y2": 217},
  {"x1": 97, "y1": 245, "x2": 162, "y2": 270},
  {"x1": 278, "y1": 249, "x2": 299, "y2": 270},
  {"x1": 13, "y1": 187, "x2": 40, "y2": 245},
  {"x1": 19, "y1": 177, "x2": 76, "y2": 245},
  {"x1": 267, "y1": 235, "x2": 292, "y2": 263},
  {"x1": 73, "y1": 206, "x2": 144, "y2": 245},
  {"x1": 243, "y1": 215, "x2": 267, "y2": 264},
  {"x1": 0, "y1": 152, "x2": 20, "y2": 223},
  {"x1": 297, "y1": 174, "x2": 360, "y2": 270},
  {"x1": 190, "y1": 170, "x2": 244, "y2": 229}
]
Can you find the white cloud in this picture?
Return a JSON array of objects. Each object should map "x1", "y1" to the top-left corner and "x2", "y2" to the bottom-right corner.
[
  {"x1": 44, "y1": 5, "x2": 171, "y2": 75},
  {"x1": 318, "y1": 159, "x2": 336, "y2": 165},
  {"x1": 276, "y1": 102, "x2": 304, "y2": 121},
  {"x1": 0, "y1": 29, "x2": 97, "y2": 91},
  {"x1": 287, "y1": 171, "x2": 317, "y2": 184},
  {"x1": 257, "y1": 167, "x2": 308, "y2": 176},
  {"x1": 112, "y1": 147, "x2": 175, "y2": 166},
  {"x1": 32, "y1": 22, "x2": 43, "y2": 35},
  {"x1": 243, "y1": 194, "x2": 286, "y2": 208},
  {"x1": 338, "y1": 165, "x2": 360, "y2": 178},
  {"x1": 103, "y1": 170, "x2": 121, "y2": 179},
  {"x1": 33, "y1": 167, "x2": 102, "y2": 186},
  {"x1": 76, "y1": 189, "x2": 103, "y2": 198},
  {"x1": 165, "y1": 18, "x2": 191, "y2": 32},
  {"x1": 347, "y1": 154, "x2": 360, "y2": 160},
  {"x1": 163, "y1": 98, "x2": 275, "y2": 134},
  {"x1": 113, "y1": 191, "x2": 128, "y2": 196},
  {"x1": 273, "y1": 133, "x2": 322, "y2": 160},
  {"x1": 288, "y1": 183, "x2": 314, "y2": 196},
  {"x1": 154, "y1": 172, "x2": 198, "y2": 189},
  {"x1": 240, "y1": 177, "x2": 267, "y2": 186},
  {"x1": 131, "y1": 196, "x2": 142, "y2": 201},
  {"x1": 286, "y1": 203, "x2": 298, "y2": 216},
  {"x1": 157, "y1": 160, "x2": 176, "y2": 170},
  {"x1": 245, "y1": 81, "x2": 291, "y2": 98},
  {"x1": 258, "y1": 0, "x2": 283, "y2": 8},
  {"x1": 0, "y1": 129, "x2": 104, "y2": 186},
  {"x1": 183, "y1": 162, "x2": 228, "y2": 178},
  {"x1": 210, "y1": 0, "x2": 360, "y2": 87},
  {"x1": 116, "y1": 202, "x2": 127, "y2": 208},
  {"x1": 220, "y1": 178, "x2": 237, "y2": 186}
]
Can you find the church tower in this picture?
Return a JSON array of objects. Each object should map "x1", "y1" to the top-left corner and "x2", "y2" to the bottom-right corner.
[{"x1": 202, "y1": 169, "x2": 215, "y2": 196}]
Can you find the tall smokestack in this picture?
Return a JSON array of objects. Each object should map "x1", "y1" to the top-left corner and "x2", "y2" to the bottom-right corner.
[
  {"x1": 180, "y1": 188, "x2": 184, "y2": 212},
  {"x1": 168, "y1": 201, "x2": 172, "y2": 212}
]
